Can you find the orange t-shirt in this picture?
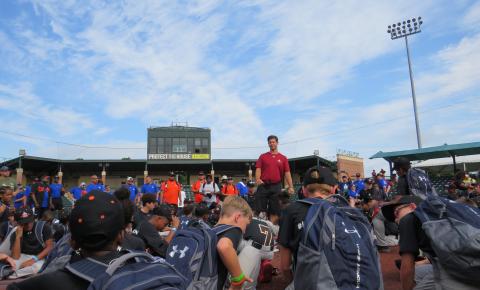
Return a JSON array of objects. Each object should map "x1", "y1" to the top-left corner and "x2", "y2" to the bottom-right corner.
[
  {"x1": 192, "y1": 180, "x2": 205, "y2": 203},
  {"x1": 221, "y1": 184, "x2": 238, "y2": 196},
  {"x1": 162, "y1": 180, "x2": 181, "y2": 205}
]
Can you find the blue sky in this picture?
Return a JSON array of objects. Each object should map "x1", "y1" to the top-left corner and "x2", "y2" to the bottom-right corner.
[{"x1": 1, "y1": 0, "x2": 480, "y2": 173}]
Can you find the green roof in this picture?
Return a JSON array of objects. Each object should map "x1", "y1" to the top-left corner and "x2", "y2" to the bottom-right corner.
[{"x1": 370, "y1": 141, "x2": 480, "y2": 161}]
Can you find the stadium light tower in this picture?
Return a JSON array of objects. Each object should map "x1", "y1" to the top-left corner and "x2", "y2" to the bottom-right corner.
[{"x1": 387, "y1": 17, "x2": 423, "y2": 148}]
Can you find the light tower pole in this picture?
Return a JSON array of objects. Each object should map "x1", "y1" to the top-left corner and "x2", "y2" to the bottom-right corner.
[{"x1": 387, "y1": 17, "x2": 423, "y2": 148}]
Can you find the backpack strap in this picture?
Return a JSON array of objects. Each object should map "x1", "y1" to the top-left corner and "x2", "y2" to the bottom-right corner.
[
  {"x1": 105, "y1": 252, "x2": 154, "y2": 276},
  {"x1": 66, "y1": 257, "x2": 109, "y2": 282},
  {"x1": 35, "y1": 221, "x2": 46, "y2": 248},
  {"x1": 212, "y1": 224, "x2": 237, "y2": 235}
]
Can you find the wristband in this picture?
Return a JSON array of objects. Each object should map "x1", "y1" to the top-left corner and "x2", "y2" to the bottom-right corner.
[
  {"x1": 171, "y1": 227, "x2": 177, "y2": 232},
  {"x1": 230, "y1": 277, "x2": 247, "y2": 286},
  {"x1": 32, "y1": 255, "x2": 39, "y2": 262},
  {"x1": 230, "y1": 273, "x2": 245, "y2": 283}
]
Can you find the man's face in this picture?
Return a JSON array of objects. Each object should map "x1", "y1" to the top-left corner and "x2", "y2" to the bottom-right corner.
[
  {"x1": 199, "y1": 174, "x2": 205, "y2": 181},
  {"x1": 268, "y1": 138, "x2": 278, "y2": 151},
  {"x1": 0, "y1": 170, "x2": 10, "y2": 177},
  {"x1": 91, "y1": 176, "x2": 98, "y2": 184},
  {"x1": 145, "y1": 177, "x2": 152, "y2": 184},
  {"x1": 227, "y1": 179, "x2": 233, "y2": 184},
  {"x1": 146, "y1": 202, "x2": 155, "y2": 211},
  {"x1": 394, "y1": 203, "x2": 414, "y2": 224},
  {"x1": 153, "y1": 216, "x2": 169, "y2": 231},
  {"x1": 342, "y1": 176, "x2": 347, "y2": 182},
  {"x1": 169, "y1": 175, "x2": 175, "y2": 181},
  {"x1": 1, "y1": 190, "x2": 12, "y2": 203},
  {"x1": 127, "y1": 179, "x2": 133, "y2": 185}
]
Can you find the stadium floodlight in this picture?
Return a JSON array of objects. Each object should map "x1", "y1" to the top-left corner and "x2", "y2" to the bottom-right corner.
[{"x1": 387, "y1": 17, "x2": 423, "y2": 148}]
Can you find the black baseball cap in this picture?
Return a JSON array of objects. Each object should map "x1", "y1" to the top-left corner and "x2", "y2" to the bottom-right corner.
[
  {"x1": 151, "y1": 205, "x2": 172, "y2": 222},
  {"x1": 303, "y1": 166, "x2": 337, "y2": 187},
  {"x1": 70, "y1": 190, "x2": 124, "y2": 251},
  {"x1": 393, "y1": 157, "x2": 411, "y2": 171},
  {"x1": 15, "y1": 208, "x2": 34, "y2": 224},
  {"x1": 381, "y1": 195, "x2": 423, "y2": 222},
  {"x1": 198, "y1": 171, "x2": 205, "y2": 175}
]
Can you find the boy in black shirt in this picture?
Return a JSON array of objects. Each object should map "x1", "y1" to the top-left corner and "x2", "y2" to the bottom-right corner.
[
  {"x1": 8, "y1": 208, "x2": 53, "y2": 278},
  {"x1": 215, "y1": 196, "x2": 253, "y2": 290},
  {"x1": 382, "y1": 195, "x2": 476, "y2": 290},
  {"x1": 8, "y1": 190, "x2": 126, "y2": 290},
  {"x1": 135, "y1": 205, "x2": 179, "y2": 258},
  {"x1": 278, "y1": 166, "x2": 337, "y2": 284}
]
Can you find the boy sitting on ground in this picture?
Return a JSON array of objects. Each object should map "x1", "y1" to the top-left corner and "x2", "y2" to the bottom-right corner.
[{"x1": 215, "y1": 196, "x2": 254, "y2": 290}]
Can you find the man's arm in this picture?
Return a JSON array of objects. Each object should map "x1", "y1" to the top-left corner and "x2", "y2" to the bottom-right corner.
[
  {"x1": 255, "y1": 168, "x2": 263, "y2": 185},
  {"x1": 284, "y1": 172, "x2": 294, "y2": 194},
  {"x1": 164, "y1": 216, "x2": 180, "y2": 243},
  {"x1": 217, "y1": 237, "x2": 252, "y2": 289},
  {"x1": 279, "y1": 245, "x2": 293, "y2": 283},
  {"x1": 400, "y1": 253, "x2": 416, "y2": 290}
]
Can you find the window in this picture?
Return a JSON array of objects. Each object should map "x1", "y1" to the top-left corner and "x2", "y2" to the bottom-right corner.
[
  {"x1": 194, "y1": 138, "x2": 202, "y2": 153},
  {"x1": 157, "y1": 138, "x2": 164, "y2": 154},
  {"x1": 201, "y1": 138, "x2": 209, "y2": 154},
  {"x1": 148, "y1": 137, "x2": 157, "y2": 154},
  {"x1": 173, "y1": 138, "x2": 187, "y2": 153},
  {"x1": 164, "y1": 138, "x2": 172, "y2": 154}
]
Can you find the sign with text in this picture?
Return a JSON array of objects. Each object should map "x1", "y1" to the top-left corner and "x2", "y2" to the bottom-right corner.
[{"x1": 148, "y1": 153, "x2": 210, "y2": 160}]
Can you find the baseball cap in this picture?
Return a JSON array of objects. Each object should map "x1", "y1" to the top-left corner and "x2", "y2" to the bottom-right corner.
[
  {"x1": 221, "y1": 175, "x2": 228, "y2": 180},
  {"x1": 69, "y1": 190, "x2": 124, "y2": 251},
  {"x1": 126, "y1": 176, "x2": 134, "y2": 181},
  {"x1": 0, "y1": 166, "x2": 9, "y2": 171},
  {"x1": 169, "y1": 172, "x2": 175, "y2": 176},
  {"x1": 381, "y1": 195, "x2": 423, "y2": 222},
  {"x1": 151, "y1": 205, "x2": 172, "y2": 222},
  {"x1": 14, "y1": 208, "x2": 34, "y2": 224},
  {"x1": 247, "y1": 181, "x2": 255, "y2": 187},
  {"x1": 303, "y1": 166, "x2": 337, "y2": 187},
  {"x1": 198, "y1": 171, "x2": 205, "y2": 175},
  {"x1": 393, "y1": 157, "x2": 411, "y2": 171}
]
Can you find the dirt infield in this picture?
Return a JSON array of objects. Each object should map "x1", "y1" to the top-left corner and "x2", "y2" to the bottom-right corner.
[{"x1": 258, "y1": 247, "x2": 402, "y2": 290}]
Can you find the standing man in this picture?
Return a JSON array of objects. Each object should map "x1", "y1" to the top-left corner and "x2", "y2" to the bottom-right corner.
[
  {"x1": 236, "y1": 178, "x2": 249, "y2": 198},
  {"x1": 124, "y1": 177, "x2": 139, "y2": 204},
  {"x1": 191, "y1": 171, "x2": 206, "y2": 204},
  {"x1": 31, "y1": 176, "x2": 50, "y2": 218},
  {"x1": 161, "y1": 172, "x2": 181, "y2": 210},
  {"x1": 141, "y1": 176, "x2": 160, "y2": 201},
  {"x1": 0, "y1": 166, "x2": 16, "y2": 189},
  {"x1": 255, "y1": 135, "x2": 294, "y2": 218},
  {"x1": 48, "y1": 176, "x2": 64, "y2": 213},
  {"x1": 394, "y1": 157, "x2": 411, "y2": 196},
  {"x1": 86, "y1": 175, "x2": 105, "y2": 193}
]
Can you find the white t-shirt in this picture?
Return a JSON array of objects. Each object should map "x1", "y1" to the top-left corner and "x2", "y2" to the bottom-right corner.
[
  {"x1": 201, "y1": 182, "x2": 220, "y2": 205},
  {"x1": 178, "y1": 190, "x2": 186, "y2": 207}
]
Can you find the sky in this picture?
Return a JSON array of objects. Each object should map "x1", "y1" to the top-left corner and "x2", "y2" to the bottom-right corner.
[{"x1": 1, "y1": 0, "x2": 480, "y2": 173}]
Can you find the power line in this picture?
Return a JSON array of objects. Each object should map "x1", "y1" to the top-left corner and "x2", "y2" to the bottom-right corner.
[{"x1": 0, "y1": 96, "x2": 476, "y2": 151}]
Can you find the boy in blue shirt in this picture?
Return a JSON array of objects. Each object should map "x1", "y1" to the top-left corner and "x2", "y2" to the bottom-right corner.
[{"x1": 141, "y1": 176, "x2": 159, "y2": 201}]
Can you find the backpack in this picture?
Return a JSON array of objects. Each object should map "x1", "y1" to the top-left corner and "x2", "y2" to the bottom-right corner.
[
  {"x1": 408, "y1": 168, "x2": 480, "y2": 285},
  {"x1": 293, "y1": 195, "x2": 383, "y2": 290},
  {"x1": 39, "y1": 232, "x2": 73, "y2": 273},
  {"x1": 66, "y1": 251, "x2": 187, "y2": 290},
  {"x1": 165, "y1": 222, "x2": 235, "y2": 290},
  {"x1": 0, "y1": 261, "x2": 14, "y2": 280}
]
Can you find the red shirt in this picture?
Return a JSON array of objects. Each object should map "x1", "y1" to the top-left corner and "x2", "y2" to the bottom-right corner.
[
  {"x1": 162, "y1": 180, "x2": 181, "y2": 205},
  {"x1": 221, "y1": 184, "x2": 238, "y2": 196},
  {"x1": 192, "y1": 180, "x2": 205, "y2": 203},
  {"x1": 256, "y1": 151, "x2": 290, "y2": 184}
]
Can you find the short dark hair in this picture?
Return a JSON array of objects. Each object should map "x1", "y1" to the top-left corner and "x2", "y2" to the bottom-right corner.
[
  {"x1": 194, "y1": 204, "x2": 209, "y2": 218},
  {"x1": 141, "y1": 194, "x2": 157, "y2": 206},
  {"x1": 183, "y1": 203, "x2": 195, "y2": 216},
  {"x1": 267, "y1": 135, "x2": 278, "y2": 142},
  {"x1": 113, "y1": 187, "x2": 130, "y2": 201}
]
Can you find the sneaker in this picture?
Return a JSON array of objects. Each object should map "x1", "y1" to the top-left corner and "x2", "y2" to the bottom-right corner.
[{"x1": 258, "y1": 259, "x2": 273, "y2": 283}]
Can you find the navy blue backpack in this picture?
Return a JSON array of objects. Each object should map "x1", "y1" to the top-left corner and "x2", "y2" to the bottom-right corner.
[
  {"x1": 66, "y1": 251, "x2": 187, "y2": 290},
  {"x1": 408, "y1": 168, "x2": 480, "y2": 285},
  {"x1": 165, "y1": 223, "x2": 234, "y2": 290},
  {"x1": 292, "y1": 196, "x2": 383, "y2": 290}
]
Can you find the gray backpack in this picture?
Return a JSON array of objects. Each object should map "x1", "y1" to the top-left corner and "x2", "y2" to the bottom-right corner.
[{"x1": 408, "y1": 168, "x2": 480, "y2": 286}]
